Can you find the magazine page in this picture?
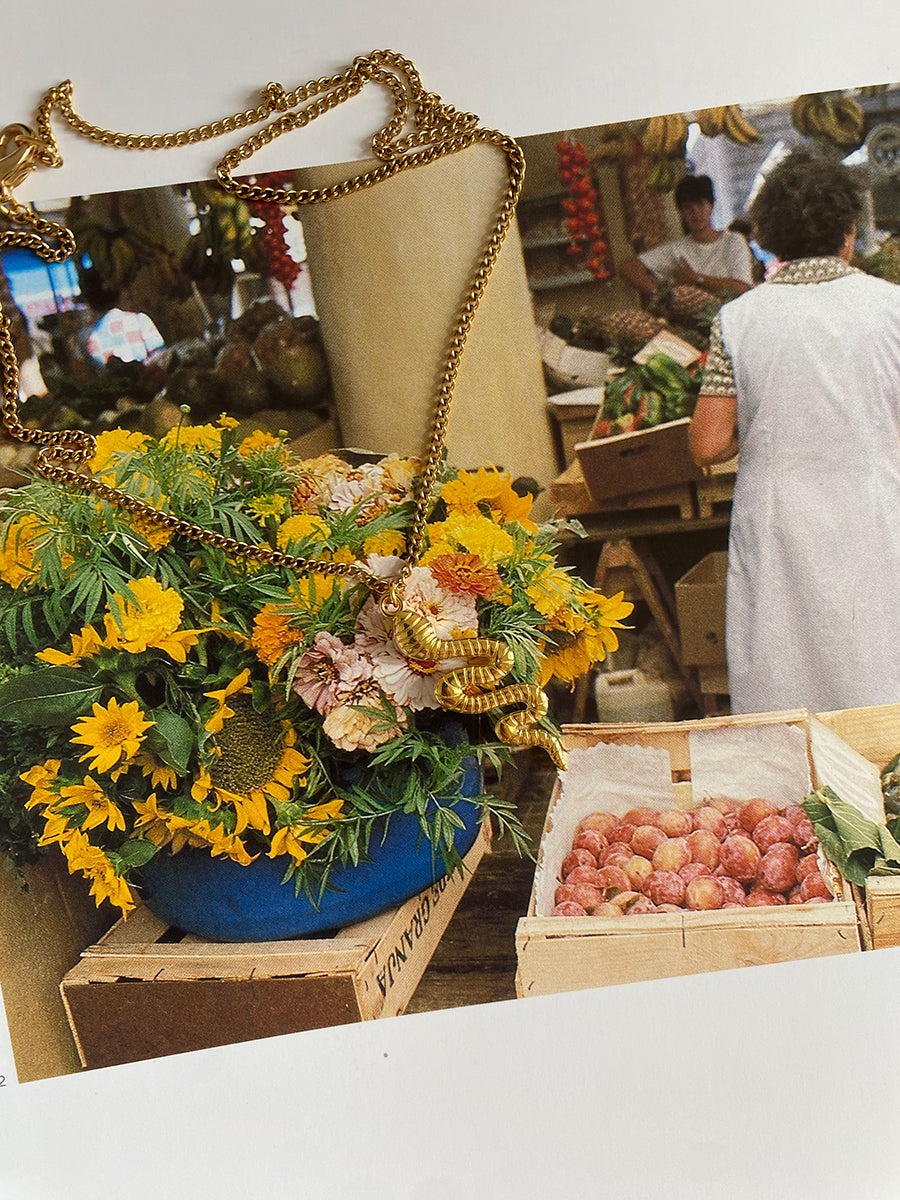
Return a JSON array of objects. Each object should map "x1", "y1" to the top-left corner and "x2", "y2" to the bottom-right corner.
[{"x1": 2, "y1": 1, "x2": 900, "y2": 1197}]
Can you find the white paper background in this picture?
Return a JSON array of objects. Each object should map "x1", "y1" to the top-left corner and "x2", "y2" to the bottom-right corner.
[{"x1": 4, "y1": 2, "x2": 900, "y2": 1196}]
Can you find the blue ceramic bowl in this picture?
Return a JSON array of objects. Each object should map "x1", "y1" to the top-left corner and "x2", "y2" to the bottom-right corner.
[{"x1": 136, "y1": 753, "x2": 483, "y2": 942}]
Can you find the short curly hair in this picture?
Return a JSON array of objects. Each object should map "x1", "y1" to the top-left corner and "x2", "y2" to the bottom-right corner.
[{"x1": 749, "y1": 148, "x2": 861, "y2": 261}]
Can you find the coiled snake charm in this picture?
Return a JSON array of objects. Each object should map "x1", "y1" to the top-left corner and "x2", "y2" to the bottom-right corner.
[{"x1": 384, "y1": 600, "x2": 567, "y2": 770}]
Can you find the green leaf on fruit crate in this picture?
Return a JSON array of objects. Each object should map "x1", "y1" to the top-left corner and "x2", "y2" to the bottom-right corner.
[
  {"x1": 803, "y1": 785, "x2": 900, "y2": 884},
  {"x1": 0, "y1": 665, "x2": 103, "y2": 726}
]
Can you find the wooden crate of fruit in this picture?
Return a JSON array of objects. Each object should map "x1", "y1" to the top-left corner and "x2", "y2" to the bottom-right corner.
[
  {"x1": 515, "y1": 712, "x2": 870, "y2": 997},
  {"x1": 815, "y1": 702, "x2": 900, "y2": 949}
]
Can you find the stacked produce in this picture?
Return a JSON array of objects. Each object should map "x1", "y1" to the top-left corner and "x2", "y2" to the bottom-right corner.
[
  {"x1": 550, "y1": 797, "x2": 833, "y2": 917},
  {"x1": 590, "y1": 352, "x2": 703, "y2": 439},
  {"x1": 19, "y1": 301, "x2": 333, "y2": 443},
  {"x1": 618, "y1": 142, "x2": 670, "y2": 254},
  {"x1": 556, "y1": 138, "x2": 611, "y2": 280}
]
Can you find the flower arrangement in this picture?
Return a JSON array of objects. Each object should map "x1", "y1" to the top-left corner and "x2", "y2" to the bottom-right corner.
[{"x1": 0, "y1": 417, "x2": 631, "y2": 918}]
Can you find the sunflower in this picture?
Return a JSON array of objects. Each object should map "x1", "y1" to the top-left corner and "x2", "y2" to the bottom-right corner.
[
  {"x1": 70, "y1": 697, "x2": 154, "y2": 775},
  {"x1": 36, "y1": 623, "x2": 105, "y2": 665},
  {"x1": 57, "y1": 776, "x2": 127, "y2": 833},
  {"x1": 193, "y1": 696, "x2": 311, "y2": 836},
  {"x1": 267, "y1": 798, "x2": 345, "y2": 867},
  {"x1": 203, "y1": 668, "x2": 252, "y2": 733},
  {"x1": 60, "y1": 829, "x2": 136, "y2": 915}
]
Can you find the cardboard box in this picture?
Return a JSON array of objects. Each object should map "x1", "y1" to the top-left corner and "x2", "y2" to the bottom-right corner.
[
  {"x1": 61, "y1": 823, "x2": 489, "y2": 1071},
  {"x1": 515, "y1": 713, "x2": 868, "y2": 998},
  {"x1": 675, "y1": 551, "x2": 728, "y2": 666},
  {"x1": 0, "y1": 856, "x2": 115, "y2": 1082},
  {"x1": 540, "y1": 330, "x2": 611, "y2": 390},
  {"x1": 575, "y1": 418, "x2": 704, "y2": 505},
  {"x1": 546, "y1": 390, "x2": 603, "y2": 467}
]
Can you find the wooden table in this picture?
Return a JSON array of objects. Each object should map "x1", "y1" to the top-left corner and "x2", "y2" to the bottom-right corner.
[
  {"x1": 547, "y1": 458, "x2": 736, "y2": 719},
  {"x1": 407, "y1": 749, "x2": 556, "y2": 1013}
]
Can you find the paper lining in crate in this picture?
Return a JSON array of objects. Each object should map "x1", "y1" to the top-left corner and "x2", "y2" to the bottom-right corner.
[
  {"x1": 515, "y1": 712, "x2": 873, "y2": 998},
  {"x1": 815, "y1": 702, "x2": 900, "y2": 950},
  {"x1": 60, "y1": 821, "x2": 489, "y2": 1071}
]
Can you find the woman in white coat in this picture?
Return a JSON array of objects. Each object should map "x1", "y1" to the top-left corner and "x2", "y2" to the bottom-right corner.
[{"x1": 690, "y1": 148, "x2": 900, "y2": 714}]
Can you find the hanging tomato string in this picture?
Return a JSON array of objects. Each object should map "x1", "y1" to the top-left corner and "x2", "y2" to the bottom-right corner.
[
  {"x1": 245, "y1": 170, "x2": 303, "y2": 291},
  {"x1": 556, "y1": 138, "x2": 611, "y2": 281}
]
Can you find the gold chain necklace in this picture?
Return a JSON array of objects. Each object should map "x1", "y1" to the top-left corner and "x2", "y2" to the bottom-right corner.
[{"x1": 0, "y1": 50, "x2": 565, "y2": 768}]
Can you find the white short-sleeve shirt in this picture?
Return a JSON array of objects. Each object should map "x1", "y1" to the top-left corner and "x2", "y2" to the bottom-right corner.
[{"x1": 638, "y1": 230, "x2": 753, "y2": 286}]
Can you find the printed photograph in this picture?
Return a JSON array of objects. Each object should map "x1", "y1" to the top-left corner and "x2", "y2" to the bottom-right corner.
[{"x1": 2, "y1": 74, "x2": 900, "y2": 1085}]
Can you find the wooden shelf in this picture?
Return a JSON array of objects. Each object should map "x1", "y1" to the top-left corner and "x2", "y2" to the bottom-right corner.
[
  {"x1": 521, "y1": 232, "x2": 572, "y2": 249},
  {"x1": 530, "y1": 270, "x2": 597, "y2": 291}
]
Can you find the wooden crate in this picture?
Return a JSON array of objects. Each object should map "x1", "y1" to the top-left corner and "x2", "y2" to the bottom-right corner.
[
  {"x1": 515, "y1": 713, "x2": 866, "y2": 998},
  {"x1": 575, "y1": 418, "x2": 704, "y2": 505},
  {"x1": 548, "y1": 459, "x2": 694, "y2": 521},
  {"x1": 815, "y1": 702, "x2": 900, "y2": 949},
  {"x1": 61, "y1": 823, "x2": 489, "y2": 1070}
]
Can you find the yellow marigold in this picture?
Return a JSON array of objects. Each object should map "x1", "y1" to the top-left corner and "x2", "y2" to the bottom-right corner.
[
  {"x1": 104, "y1": 577, "x2": 200, "y2": 661},
  {"x1": 238, "y1": 430, "x2": 286, "y2": 458},
  {"x1": 218, "y1": 414, "x2": 239, "y2": 429},
  {"x1": 277, "y1": 513, "x2": 330, "y2": 550},
  {"x1": 363, "y1": 529, "x2": 407, "y2": 558},
  {"x1": 290, "y1": 572, "x2": 338, "y2": 612},
  {"x1": 526, "y1": 565, "x2": 578, "y2": 624},
  {"x1": 252, "y1": 606, "x2": 305, "y2": 667},
  {"x1": 441, "y1": 467, "x2": 537, "y2": 531},
  {"x1": 89, "y1": 429, "x2": 150, "y2": 475},
  {"x1": 247, "y1": 493, "x2": 290, "y2": 520},
  {"x1": 130, "y1": 511, "x2": 173, "y2": 550},
  {"x1": 0, "y1": 514, "x2": 44, "y2": 589},
  {"x1": 160, "y1": 423, "x2": 222, "y2": 452},
  {"x1": 423, "y1": 512, "x2": 516, "y2": 567}
]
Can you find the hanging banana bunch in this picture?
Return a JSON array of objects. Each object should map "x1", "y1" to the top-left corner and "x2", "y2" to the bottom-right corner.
[
  {"x1": 791, "y1": 93, "x2": 866, "y2": 149},
  {"x1": 642, "y1": 112, "x2": 689, "y2": 193},
  {"x1": 593, "y1": 121, "x2": 635, "y2": 161},
  {"x1": 691, "y1": 104, "x2": 761, "y2": 145}
]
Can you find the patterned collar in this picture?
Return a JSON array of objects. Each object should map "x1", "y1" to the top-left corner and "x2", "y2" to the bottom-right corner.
[{"x1": 768, "y1": 256, "x2": 862, "y2": 284}]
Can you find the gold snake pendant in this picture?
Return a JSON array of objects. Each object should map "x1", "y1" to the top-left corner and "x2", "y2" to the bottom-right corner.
[{"x1": 383, "y1": 600, "x2": 566, "y2": 770}]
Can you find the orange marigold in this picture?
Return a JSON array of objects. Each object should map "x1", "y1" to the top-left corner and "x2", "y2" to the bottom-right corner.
[
  {"x1": 427, "y1": 552, "x2": 502, "y2": 599},
  {"x1": 251, "y1": 605, "x2": 305, "y2": 666}
]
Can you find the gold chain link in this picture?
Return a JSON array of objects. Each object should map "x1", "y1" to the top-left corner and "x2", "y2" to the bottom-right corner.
[{"x1": 0, "y1": 49, "x2": 525, "y2": 598}]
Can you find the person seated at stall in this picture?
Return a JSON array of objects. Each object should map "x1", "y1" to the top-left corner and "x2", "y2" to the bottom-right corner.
[{"x1": 619, "y1": 174, "x2": 755, "y2": 303}]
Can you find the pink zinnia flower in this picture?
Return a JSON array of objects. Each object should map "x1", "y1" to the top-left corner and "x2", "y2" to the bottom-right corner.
[{"x1": 291, "y1": 631, "x2": 373, "y2": 715}]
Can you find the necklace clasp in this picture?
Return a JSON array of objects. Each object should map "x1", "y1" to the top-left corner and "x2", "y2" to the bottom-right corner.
[{"x1": 0, "y1": 124, "x2": 43, "y2": 198}]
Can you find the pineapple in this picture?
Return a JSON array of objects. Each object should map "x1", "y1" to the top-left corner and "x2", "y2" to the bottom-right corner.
[{"x1": 598, "y1": 309, "x2": 664, "y2": 347}]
